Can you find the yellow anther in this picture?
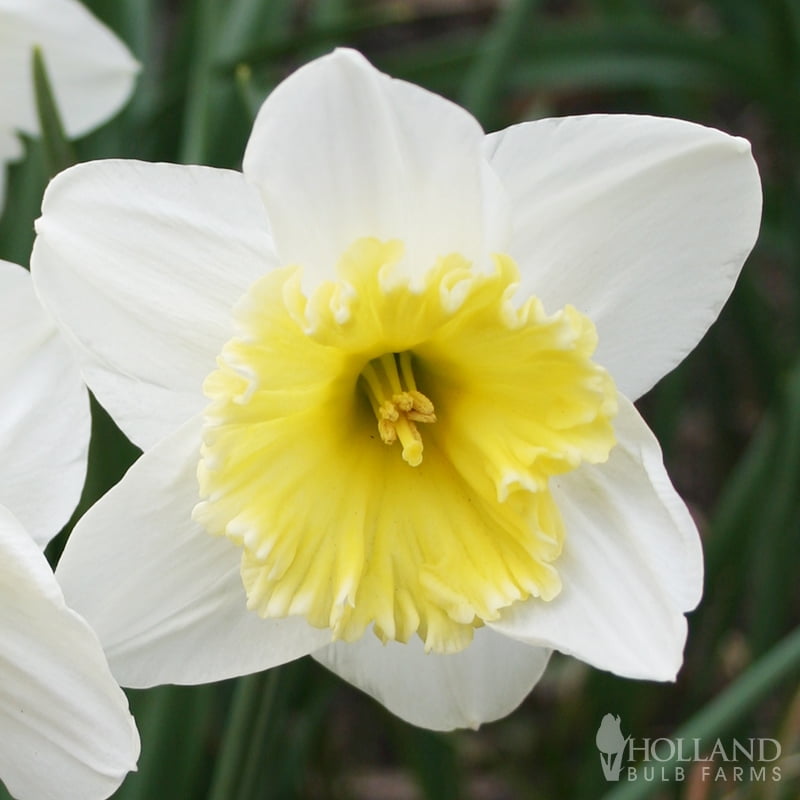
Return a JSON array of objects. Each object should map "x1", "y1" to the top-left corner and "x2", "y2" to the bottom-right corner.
[
  {"x1": 379, "y1": 400, "x2": 399, "y2": 422},
  {"x1": 378, "y1": 417, "x2": 397, "y2": 444},
  {"x1": 393, "y1": 392, "x2": 414, "y2": 412},
  {"x1": 359, "y1": 353, "x2": 436, "y2": 465},
  {"x1": 407, "y1": 390, "x2": 436, "y2": 423}
]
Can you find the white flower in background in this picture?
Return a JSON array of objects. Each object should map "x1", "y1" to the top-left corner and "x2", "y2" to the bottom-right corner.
[
  {"x1": 0, "y1": 259, "x2": 89, "y2": 545},
  {"x1": 32, "y1": 49, "x2": 761, "y2": 730},
  {"x1": 0, "y1": 261, "x2": 139, "y2": 797},
  {"x1": 0, "y1": 504, "x2": 140, "y2": 800},
  {"x1": 0, "y1": 0, "x2": 139, "y2": 209}
]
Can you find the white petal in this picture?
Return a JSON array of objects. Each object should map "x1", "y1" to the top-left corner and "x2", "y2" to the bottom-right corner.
[
  {"x1": 484, "y1": 114, "x2": 762, "y2": 399},
  {"x1": 55, "y1": 416, "x2": 330, "y2": 688},
  {"x1": 0, "y1": 505, "x2": 138, "y2": 800},
  {"x1": 489, "y1": 396, "x2": 703, "y2": 681},
  {"x1": 32, "y1": 160, "x2": 279, "y2": 449},
  {"x1": 243, "y1": 48, "x2": 509, "y2": 288},
  {"x1": 314, "y1": 628, "x2": 551, "y2": 731},
  {"x1": 0, "y1": 260, "x2": 89, "y2": 547},
  {"x1": 0, "y1": 0, "x2": 138, "y2": 139}
]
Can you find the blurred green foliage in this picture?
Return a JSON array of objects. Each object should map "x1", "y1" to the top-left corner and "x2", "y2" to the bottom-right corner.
[{"x1": 2, "y1": 1, "x2": 799, "y2": 798}]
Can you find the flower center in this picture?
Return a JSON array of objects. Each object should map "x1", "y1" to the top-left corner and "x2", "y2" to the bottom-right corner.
[
  {"x1": 194, "y1": 237, "x2": 617, "y2": 653},
  {"x1": 359, "y1": 352, "x2": 436, "y2": 467}
]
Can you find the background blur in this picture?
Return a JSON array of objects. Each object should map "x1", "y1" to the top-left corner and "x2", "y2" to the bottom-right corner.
[{"x1": 2, "y1": 1, "x2": 799, "y2": 798}]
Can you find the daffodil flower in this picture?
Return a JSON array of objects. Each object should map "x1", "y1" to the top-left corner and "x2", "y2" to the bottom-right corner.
[
  {"x1": 0, "y1": 260, "x2": 139, "y2": 797},
  {"x1": 32, "y1": 50, "x2": 761, "y2": 730},
  {"x1": 0, "y1": 0, "x2": 138, "y2": 209},
  {"x1": 0, "y1": 259, "x2": 89, "y2": 546}
]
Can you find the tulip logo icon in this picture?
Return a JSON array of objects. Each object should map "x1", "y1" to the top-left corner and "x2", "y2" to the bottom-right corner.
[{"x1": 596, "y1": 714, "x2": 630, "y2": 781}]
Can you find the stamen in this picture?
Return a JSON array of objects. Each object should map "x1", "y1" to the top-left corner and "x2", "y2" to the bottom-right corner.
[
  {"x1": 360, "y1": 361, "x2": 388, "y2": 418},
  {"x1": 398, "y1": 351, "x2": 417, "y2": 391},
  {"x1": 359, "y1": 352, "x2": 436, "y2": 466},
  {"x1": 381, "y1": 352, "x2": 403, "y2": 394},
  {"x1": 407, "y1": 390, "x2": 435, "y2": 422},
  {"x1": 378, "y1": 418, "x2": 397, "y2": 444}
]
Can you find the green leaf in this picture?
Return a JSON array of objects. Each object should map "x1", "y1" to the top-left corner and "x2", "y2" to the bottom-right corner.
[{"x1": 31, "y1": 46, "x2": 76, "y2": 178}]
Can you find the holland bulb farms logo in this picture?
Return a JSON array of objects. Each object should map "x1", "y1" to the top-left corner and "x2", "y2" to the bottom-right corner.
[
  {"x1": 595, "y1": 714, "x2": 783, "y2": 785},
  {"x1": 596, "y1": 714, "x2": 630, "y2": 781}
]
